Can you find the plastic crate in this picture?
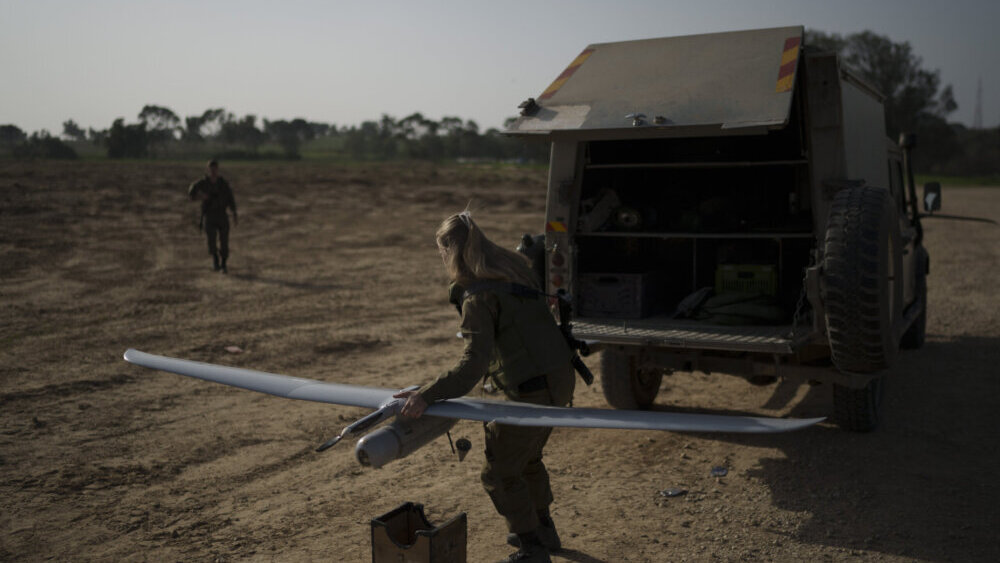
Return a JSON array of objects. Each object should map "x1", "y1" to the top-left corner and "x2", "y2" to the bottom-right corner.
[
  {"x1": 714, "y1": 264, "x2": 777, "y2": 296},
  {"x1": 577, "y1": 273, "x2": 660, "y2": 318}
]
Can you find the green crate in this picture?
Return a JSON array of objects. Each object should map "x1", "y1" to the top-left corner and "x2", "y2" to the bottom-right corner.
[{"x1": 715, "y1": 264, "x2": 777, "y2": 296}]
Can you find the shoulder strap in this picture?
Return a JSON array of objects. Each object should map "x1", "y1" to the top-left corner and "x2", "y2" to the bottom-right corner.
[
  {"x1": 448, "y1": 281, "x2": 546, "y2": 315},
  {"x1": 462, "y1": 281, "x2": 543, "y2": 302}
]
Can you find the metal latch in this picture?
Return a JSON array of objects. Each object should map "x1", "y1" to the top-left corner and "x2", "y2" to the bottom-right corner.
[{"x1": 625, "y1": 113, "x2": 646, "y2": 126}]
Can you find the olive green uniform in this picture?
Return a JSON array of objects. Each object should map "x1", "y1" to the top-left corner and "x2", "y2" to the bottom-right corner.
[
  {"x1": 419, "y1": 283, "x2": 575, "y2": 534},
  {"x1": 188, "y1": 175, "x2": 237, "y2": 263}
]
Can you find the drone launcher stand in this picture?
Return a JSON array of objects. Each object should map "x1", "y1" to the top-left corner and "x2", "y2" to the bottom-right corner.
[{"x1": 371, "y1": 502, "x2": 467, "y2": 563}]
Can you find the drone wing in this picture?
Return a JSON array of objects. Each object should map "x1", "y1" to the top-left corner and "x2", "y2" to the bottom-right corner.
[
  {"x1": 123, "y1": 349, "x2": 823, "y2": 433},
  {"x1": 427, "y1": 397, "x2": 822, "y2": 433},
  {"x1": 123, "y1": 348, "x2": 393, "y2": 409}
]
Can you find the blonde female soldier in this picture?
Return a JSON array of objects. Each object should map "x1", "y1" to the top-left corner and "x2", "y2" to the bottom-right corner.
[{"x1": 394, "y1": 211, "x2": 575, "y2": 563}]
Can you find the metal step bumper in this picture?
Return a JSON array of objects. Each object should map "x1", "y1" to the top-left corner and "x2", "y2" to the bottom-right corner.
[{"x1": 572, "y1": 316, "x2": 813, "y2": 355}]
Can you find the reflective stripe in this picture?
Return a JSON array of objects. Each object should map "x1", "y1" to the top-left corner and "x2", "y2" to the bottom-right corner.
[
  {"x1": 539, "y1": 48, "x2": 595, "y2": 100},
  {"x1": 775, "y1": 36, "x2": 801, "y2": 93}
]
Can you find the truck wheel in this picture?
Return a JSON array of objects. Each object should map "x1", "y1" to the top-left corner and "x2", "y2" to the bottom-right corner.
[
  {"x1": 822, "y1": 186, "x2": 903, "y2": 373},
  {"x1": 833, "y1": 376, "x2": 885, "y2": 432},
  {"x1": 600, "y1": 349, "x2": 662, "y2": 410},
  {"x1": 901, "y1": 247, "x2": 928, "y2": 349}
]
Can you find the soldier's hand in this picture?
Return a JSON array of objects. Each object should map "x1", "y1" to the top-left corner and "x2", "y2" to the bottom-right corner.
[{"x1": 393, "y1": 390, "x2": 428, "y2": 419}]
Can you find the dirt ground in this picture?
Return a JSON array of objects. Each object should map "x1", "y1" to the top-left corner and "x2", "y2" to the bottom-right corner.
[{"x1": 1, "y1": 160, "x2": 998, "y2": 562}]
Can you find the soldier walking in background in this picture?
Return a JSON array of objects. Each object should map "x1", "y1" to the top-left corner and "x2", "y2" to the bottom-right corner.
[{"x1": 188, "y1": 159, "x2": 237, "y2": 273}]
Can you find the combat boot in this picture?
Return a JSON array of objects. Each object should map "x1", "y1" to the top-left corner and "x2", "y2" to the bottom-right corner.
[
  {"x1": 212, "y1": 254, "x2": 221, "y2": 271},
  {"x1": 220, "y1": 257, "x2": 228, "y2": 274},
  {"x1": 498, "y1": 531, "x2": 550, "y2": 563},
  {"x1": 507, "y1": 514, "x2": 561, "y2": 552}
]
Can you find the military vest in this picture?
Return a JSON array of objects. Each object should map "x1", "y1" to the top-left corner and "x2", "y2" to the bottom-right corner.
[
  {"x1": 191, "y1": 177, "x2": 232, "y2": 219},
  {"x1": 450, "y1": 282, "x2": 571, "y2": 394}
]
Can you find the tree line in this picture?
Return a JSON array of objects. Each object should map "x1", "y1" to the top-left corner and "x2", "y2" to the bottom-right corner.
[
  {"x1": 0, "y1": 107, "x2": 547, "y2": 163},
  {"x1": 0, "y1": 29, "x2": 996, "y2": 174}
]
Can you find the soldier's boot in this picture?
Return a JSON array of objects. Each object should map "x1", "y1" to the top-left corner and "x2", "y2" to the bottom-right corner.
[
  {"x1": 497, "y1": 531, "x2": 550, "y2": 563},
  {"x1": 507, "y1": 514, "x2": 561, "y2": 552},
  {"x1": 220, "y1": 257, "x2": 228, "y2": 274},
  {"x1": 212, "y1": 253, "x2": 221, "y2": 271}
]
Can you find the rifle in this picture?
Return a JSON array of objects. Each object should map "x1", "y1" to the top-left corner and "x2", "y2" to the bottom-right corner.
[
  {"x1": 516, "y1": 233, "x2": 595, "y2": 385},
  {"x1": 556, "y1": 289, "x2": 595, "y2": 385}
]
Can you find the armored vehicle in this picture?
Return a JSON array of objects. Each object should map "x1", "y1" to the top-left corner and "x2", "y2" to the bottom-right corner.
[{"x1": 507, "y1": 26, "x2": 938, "y2": 431}]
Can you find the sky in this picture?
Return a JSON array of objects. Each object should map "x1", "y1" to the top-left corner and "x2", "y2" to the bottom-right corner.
[{"x1": 1, "y1": 0, "x2": 998, "y2": 136}]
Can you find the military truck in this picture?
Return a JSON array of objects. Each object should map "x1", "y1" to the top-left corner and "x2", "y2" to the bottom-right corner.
[{"x1": 506, "y1": 26, "x2": 940, "y2": 431}]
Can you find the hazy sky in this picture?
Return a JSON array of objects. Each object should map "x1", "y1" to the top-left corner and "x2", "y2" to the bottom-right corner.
[{"x1": 2, "y1": 0, "x2": 997, "y2": 135}]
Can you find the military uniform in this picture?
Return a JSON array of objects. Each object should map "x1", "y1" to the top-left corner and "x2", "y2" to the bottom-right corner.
[
  {"x1": 188, "y1": 175, "x2": 237, "y2": 270},
  {"x1": 419, "y1": 283, "x2": 575, "y2": 535}
]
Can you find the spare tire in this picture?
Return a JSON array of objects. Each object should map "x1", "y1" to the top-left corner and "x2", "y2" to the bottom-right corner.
[{"x1": 822, "y1": 186, "x2": 903, "y2": 373}]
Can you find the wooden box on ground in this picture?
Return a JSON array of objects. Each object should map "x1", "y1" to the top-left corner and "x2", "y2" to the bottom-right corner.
[{"x1": 371, "y1": 502, "x2": 467, "y2": 563}]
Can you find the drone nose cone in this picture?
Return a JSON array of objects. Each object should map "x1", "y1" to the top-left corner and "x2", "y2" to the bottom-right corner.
[
  {"x1": 354, "y1": 416, "x2": 457, "y2": 469},
  {"x1": 356, "y1": 448, "x2": 372, "y2": 467},
  {"x1": 355, "y1": 428, "x2": 400, "y2": 469}
]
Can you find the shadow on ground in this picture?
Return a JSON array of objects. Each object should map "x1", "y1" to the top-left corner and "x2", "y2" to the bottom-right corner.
[
  {"x1": 671, "y1": 334, "x2": 1000, "y2": 561},
  {"x1": 555, "y1": 548, "x2": 608, "y2": 562}
]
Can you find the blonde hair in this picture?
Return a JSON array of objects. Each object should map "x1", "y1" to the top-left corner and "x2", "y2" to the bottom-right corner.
[{"x1": 436, "y1": 211, "x2": 538, "y2": 288}]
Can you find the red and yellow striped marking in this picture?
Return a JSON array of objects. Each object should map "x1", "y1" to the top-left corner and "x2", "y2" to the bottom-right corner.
[
  {"x1": 546, "y1": 221, "x2": 568, "y2": 233},
  {"x1": 775, "y1": 36, "x2": 801, "y2": 93},
  {"x1": 539, "y1": 48, "x2": 595, "y2": 100}
]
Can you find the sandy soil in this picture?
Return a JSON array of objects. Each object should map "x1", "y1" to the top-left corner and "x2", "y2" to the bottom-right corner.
[{"x1": 1, "y1": 160, "x2": 998, "y2": 562}]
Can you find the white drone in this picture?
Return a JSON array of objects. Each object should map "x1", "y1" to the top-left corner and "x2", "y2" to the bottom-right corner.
[{"x1": 124, "y1": 349, "x2": 823, "y2": 468}]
